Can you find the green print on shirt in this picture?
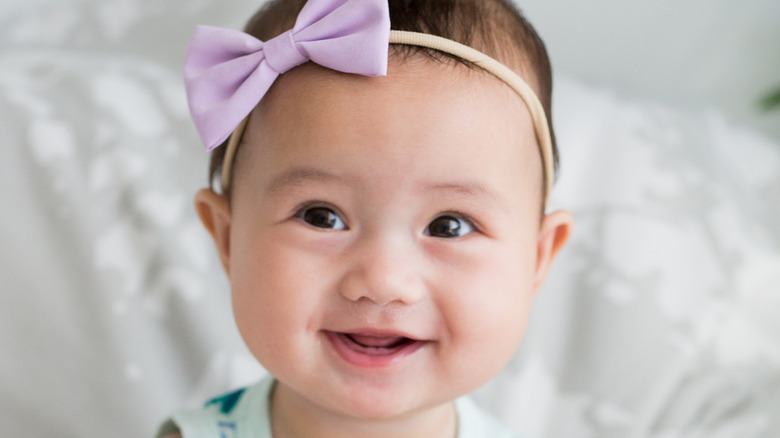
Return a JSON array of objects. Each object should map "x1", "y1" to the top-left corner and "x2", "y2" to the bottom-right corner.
[{"x1": 205, "y1": 387, "x2": 247, "y2": 415}]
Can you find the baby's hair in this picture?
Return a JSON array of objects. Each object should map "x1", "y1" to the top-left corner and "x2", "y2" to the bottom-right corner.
[{"x1": 208, "y1": 0, "x2": 559, "y2": 200}]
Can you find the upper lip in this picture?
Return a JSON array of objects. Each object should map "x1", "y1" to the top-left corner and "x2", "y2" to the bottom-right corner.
[{"x1": 326, "y1": 328, "x2": 427, "y2": 342}]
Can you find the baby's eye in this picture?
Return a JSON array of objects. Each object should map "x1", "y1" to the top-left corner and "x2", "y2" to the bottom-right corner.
[
  {"x1": 298, "y1": 206, "x2": 347, "y2": 230},
  {"x1": 426, "y1": 214, "x2": 474, "y2": 238}
]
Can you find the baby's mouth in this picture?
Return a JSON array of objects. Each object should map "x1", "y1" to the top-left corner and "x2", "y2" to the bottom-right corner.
[
  {"x1": 324, "y1": 330, "x2": 428, "y2": 366},
  {"x1": 339, "y1": 332, "x2": 414, "y2": 354}
]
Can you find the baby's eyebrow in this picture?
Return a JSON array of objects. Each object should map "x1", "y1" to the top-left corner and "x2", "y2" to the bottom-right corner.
[
  {"x1": 265, "y1": 166, "x2": 345, "y2": 194},
  {"x1": 419, "y1": 181, "x2": 508, "y2": 212},
  {"x1": 265, "y1": 167, "x2": 507, "y2": 211}
]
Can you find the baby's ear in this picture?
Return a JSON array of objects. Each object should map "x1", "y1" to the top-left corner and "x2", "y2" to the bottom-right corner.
[
  {"x1": 533, "y1": 210, "x2": 573, "y2": 293},
  {"x1": 194, "y1": 188, "x2": 232, "y2": 276}
]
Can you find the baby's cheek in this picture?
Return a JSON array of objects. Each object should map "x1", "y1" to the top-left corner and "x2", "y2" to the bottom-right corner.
[
  {"x1": 438, "y1": 248, "x2": 533, "y2": 372},
  {"x1": 457, "y1": 293, "x2": 530, "y2": 349},
  {"x1": 442, "y1": 245, "x2": 533, "y2": 311},
  {"x1": 230, "y1": 284, "x2": 302, "y2": 376},
  {"x1": 231, "y1": 232, "x2": 336, "y2": 366},
  {"x1": 438, "y1": 296, "x2": 530, "y2": 395},
  {"x1": 228, "y1": 246, "x2": 295, "y2": 357}
]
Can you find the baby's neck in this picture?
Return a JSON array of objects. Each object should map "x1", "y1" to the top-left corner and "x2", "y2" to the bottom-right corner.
[{"x1": 270, "y1": 381, "x2": 457, "y2": 438}]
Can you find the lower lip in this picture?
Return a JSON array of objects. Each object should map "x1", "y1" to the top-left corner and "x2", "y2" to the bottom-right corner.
[{"x1": 324, "y1": 331, "x2": 427, "y2": 368}]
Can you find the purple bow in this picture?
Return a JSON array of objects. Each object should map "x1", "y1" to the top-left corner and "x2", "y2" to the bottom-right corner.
[{"x1": 184, "y1": 0, "x2": 391, "y2": 151}]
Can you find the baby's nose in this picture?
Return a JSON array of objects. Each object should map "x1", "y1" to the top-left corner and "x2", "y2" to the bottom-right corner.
[{"x1": 337, "y1": 234, "x2": 426, "y2": 307}]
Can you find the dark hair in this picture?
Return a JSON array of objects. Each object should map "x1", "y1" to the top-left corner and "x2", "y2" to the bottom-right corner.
[{"x1": 208, "y1": 0, "x2": 558, "y2": 200}]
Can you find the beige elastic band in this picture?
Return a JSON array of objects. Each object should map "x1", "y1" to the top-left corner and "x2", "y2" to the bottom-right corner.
[{"x1": 221, "y1": 30, "x2": 554, "y2": 204}]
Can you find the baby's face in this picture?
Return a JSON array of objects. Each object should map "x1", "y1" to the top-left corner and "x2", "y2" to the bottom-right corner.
[{"x1": 197, "y1": 60, "x2": 571, "y2": 421}]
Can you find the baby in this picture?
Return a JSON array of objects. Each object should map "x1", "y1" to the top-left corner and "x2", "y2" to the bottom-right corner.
[{"x1": 158, "y1": 0, "x2": 572, "y2": 437}]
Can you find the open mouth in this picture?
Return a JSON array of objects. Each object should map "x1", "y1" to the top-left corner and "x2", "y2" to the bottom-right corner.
[
  {"x1": 324, "y1": 331, "x2": 427, "y2": 367},
  {"x1": 340, "y1": 332, "x2": 414, "y2": 354}
]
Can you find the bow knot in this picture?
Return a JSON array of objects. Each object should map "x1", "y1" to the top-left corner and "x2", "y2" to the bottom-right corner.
[
  {"x1": 184, "y1": 0, "x2": 391, "y2": 151},
  {"x1": 264, "y1": 30, "x2": 308, "y2": 74}
]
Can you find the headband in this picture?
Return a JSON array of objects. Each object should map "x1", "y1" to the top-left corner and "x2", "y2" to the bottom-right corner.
[{"x1": 184, "y1": 0, "x2": 554, "y2": 204}]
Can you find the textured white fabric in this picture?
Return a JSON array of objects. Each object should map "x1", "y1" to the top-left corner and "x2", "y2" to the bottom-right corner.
[{"x1": 1, "y1": 0, "x2": 779, "y2": 437}]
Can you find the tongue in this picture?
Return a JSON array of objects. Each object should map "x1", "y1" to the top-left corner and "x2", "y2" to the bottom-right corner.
[{"x1": 347, "y1": 334, "x2": 407, "y2": 348}]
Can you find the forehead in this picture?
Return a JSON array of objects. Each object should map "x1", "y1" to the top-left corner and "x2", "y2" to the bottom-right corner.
[{"x1": 236, "y1": 59, "x2": 542, "y2": 205}]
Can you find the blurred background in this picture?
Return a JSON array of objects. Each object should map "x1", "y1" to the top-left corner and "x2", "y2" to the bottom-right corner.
[
  {"x1": 4, "y1": 0, "x2": 779, "y2": 140},
  {"x1": 526, "y1": 0, "x2": 780, "y2": 141},
  {"x1": 1, "y1": 0, "x2": 778, "y2": 437}
]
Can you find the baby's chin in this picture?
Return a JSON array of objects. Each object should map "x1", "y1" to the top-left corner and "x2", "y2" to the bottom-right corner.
[
  {"x1": 273, "y1": 370, "x2": 456, "y2": 424},
  {"x1": 330, "y1": 390, "x2": 455, "y2": 423}
]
